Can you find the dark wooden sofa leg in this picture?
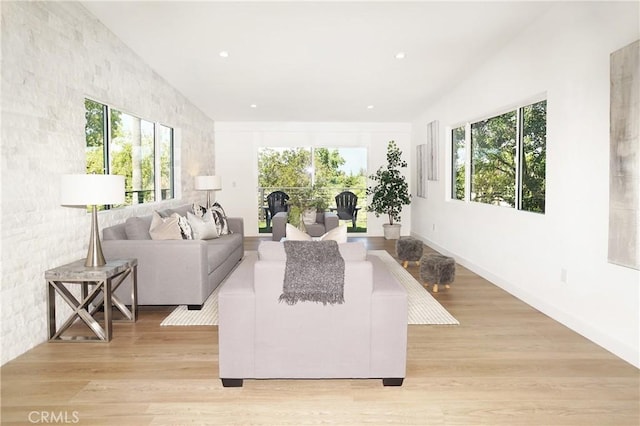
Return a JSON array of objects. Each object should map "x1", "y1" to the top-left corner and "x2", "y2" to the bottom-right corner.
[
  {"x1": 221, "y1": 379, "x2": 243, "y2": 387},
  {"x1": 187, "y1": 304, "x2": 203, "y2": 311},
  {"x1": 382, "y1": 378, "x2": 404, "y2": 386}
]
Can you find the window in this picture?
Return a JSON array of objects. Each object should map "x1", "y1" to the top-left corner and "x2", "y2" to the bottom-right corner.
[
  {"x1": 471, "y1": 110, "x2": 517, "y2": 207},
  {"x1": 451, "y1": 99, "x2": 546, "y2": 213},
  {"x1": 451, "y1": 125, "x2": 466, "y2": 200},
  {"x1": 85, "y1": 99, "x2": 175, "y2": 206},
  {"x1": 157, "y1": 124, "x2": 174, "y2": 200},
  {"x1": 85, "y1": 99, "x2": 106, "y2": 176},
  {"x1": 257, "y1": 146, "x2": 367, "y2": 232},
  {"x1": 520, "y1": 101, "x2": 547, "y2": 213}
]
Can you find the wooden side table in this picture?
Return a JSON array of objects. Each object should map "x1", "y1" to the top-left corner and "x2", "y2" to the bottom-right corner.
[{"x1": 45, "y1": 258, "x2": 137, "y2": 342}]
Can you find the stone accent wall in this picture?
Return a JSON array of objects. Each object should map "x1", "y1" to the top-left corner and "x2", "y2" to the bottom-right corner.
[{"x1": 1, "y1": 2, "x2": 216, "y2": 364}]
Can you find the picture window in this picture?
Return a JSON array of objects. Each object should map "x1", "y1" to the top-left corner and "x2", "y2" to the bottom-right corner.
[
  {"x1": 451, "y1": 99, "x2": 546, "y2": 213},
  {"x1": 85, "y1": 99, "x2": 175, "y2": 207}
]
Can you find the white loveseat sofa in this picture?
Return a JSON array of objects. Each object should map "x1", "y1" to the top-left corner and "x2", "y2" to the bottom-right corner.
[{"x1": 218, "y1": 241, "x2": 408, "y2": 387}]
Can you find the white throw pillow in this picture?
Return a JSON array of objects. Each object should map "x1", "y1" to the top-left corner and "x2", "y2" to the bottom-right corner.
[
  {"x1": 187, "y1": 211, "x2": 219, "y2": 240},
  {"x1": 285, "y1": 223, "x2": 312, "y2": 241},
  {"x1": 149, "y1": 212, "x2": 183, "y2": 240},
  {"x1": 319, "y1": 224, "x2": 348, "y2": 244}
]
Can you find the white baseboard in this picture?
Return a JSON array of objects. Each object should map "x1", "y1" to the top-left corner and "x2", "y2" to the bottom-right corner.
[{"x1": 411, "y1": 233, "x2": 640, "y2": 369}]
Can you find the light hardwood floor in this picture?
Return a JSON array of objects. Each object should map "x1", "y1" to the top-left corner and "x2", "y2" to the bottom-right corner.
[{"x1": 1, "y1": 237, "x2": 638, "y2": 425}]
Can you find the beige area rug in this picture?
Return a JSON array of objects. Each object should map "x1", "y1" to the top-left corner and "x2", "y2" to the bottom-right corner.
[{"x1": 160, "y1": 250, "x2": 459, "y2": 326}]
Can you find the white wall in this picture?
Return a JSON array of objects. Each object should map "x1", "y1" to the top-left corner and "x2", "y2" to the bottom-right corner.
[
  {"x1": 1, "y1": 2, "x2": 216, "y2": 364},
  {"x1": 214, "y1": 122, "x2": 412, "y2": 237},
  {"x1": 410, "y1": 2, "x2": 640, "y2": 367}
]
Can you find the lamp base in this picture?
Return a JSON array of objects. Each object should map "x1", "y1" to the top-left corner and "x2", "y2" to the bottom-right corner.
[{"x1": 85, "y1": 205, "x2": 106, "y2": 267}]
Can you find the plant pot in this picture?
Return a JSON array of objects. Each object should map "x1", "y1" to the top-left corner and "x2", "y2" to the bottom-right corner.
[
  {"x1": 302, "y1": 208, "x2": 316, "y2": 225},
  {"x1": 383, "y1": 223, "x2": 401, "y2": 240}
]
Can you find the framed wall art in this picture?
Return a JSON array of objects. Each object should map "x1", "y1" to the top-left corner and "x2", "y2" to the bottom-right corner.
[
  {"x1": 416, "y1": 144, "x2": 427, "y2": 198},
  {"x1": 426, "y1": 120, "x2": 439, "y2": 181},
  {"x1": 608, "y1": 40, "x2": 639, "y2": 270}
]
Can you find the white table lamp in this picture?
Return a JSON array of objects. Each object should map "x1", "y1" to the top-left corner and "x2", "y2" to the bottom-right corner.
[
  {"x1": 194, "y1": 175, "x2": 222, "y2": 209},
  {"x1": 61, "y1": 174, "x2": 125, "y2": 267}
]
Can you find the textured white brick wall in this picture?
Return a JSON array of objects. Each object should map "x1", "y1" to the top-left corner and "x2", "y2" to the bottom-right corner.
[{"x1": 1, "y1": 2, "x2": 216, "y2": 364}]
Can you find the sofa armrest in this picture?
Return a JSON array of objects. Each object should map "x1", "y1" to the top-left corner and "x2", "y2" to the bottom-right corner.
[
  {"x1": 272, "y1": 212, "x2": 288, "y2": 241},
  {"x1": 227, "y1": 217, "x2": 244, "y2": 236},
  {"x1": 323, "y1": 211, "x2": 339, "y2": 232},
  {"x1": 369, "y1": 255, "x2": 407, "y2": 377},
  {"x1": 219, "y1": 252, "x2": 257, "y2": 378}
]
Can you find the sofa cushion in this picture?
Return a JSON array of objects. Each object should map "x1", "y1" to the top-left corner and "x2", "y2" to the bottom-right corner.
[
  {"x1": 304, "y1": 223, "x2": 326, "y2": 237},
  {"x1": 207, "y1": 244, "x2": 231, "y2": 274},
  {"x1": 166, "y1": 205, "x2": 192, "y2": 217},
  {"x1": 125, "y1": 216, "x2": 152, "y2": 240},
  {"x1": 149, "y1": 212, "x2": 183, "y2": 240},
  {"x1": 104, "y1": 223, "x2": 127, "y2": 240},
  {"x1": 206, "y1": 233, "x2": 244, "y2": 273},
  {"x1": 337, "y1": 242, "x2": 367, "y2": 261}
]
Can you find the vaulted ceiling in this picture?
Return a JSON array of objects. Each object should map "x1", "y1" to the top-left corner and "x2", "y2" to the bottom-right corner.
[{"x1": 81, "y1": 1, "x2": 554, "y2": 122}]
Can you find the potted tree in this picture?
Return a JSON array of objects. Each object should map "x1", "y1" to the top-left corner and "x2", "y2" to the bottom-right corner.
[{"x1": 366, "y1": 141, "x2": 411, "y2": 239}]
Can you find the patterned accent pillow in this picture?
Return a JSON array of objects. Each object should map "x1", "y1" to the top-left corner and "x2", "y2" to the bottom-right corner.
[
  {"x1": 211, "y1": 202, "x2": 232, "y2": 235},
  {"x1": 177, "y1": 215, "x2": 193, "y2": 240},
  {"x1": 192, "y1": 203, "x2": 207, "y2": 218}
]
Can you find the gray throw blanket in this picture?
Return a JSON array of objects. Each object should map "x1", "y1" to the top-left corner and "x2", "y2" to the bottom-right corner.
[{"x1": 280, "y1": 240, "x2": 345, "y2": 305}]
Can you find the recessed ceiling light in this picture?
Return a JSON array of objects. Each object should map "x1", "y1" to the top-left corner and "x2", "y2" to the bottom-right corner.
[
  {"x1": 367, "y1": 105, "x2": 374, "y2": 109},
  {"x1": 395, "y1": 52, "x2": 406, "y2": 60},
  {"x1": 219, "y1": 51, "x2": 229, "y2": 58},
  {"x1": 250, "y1": 104, "x2": 257, "y2": 108}
]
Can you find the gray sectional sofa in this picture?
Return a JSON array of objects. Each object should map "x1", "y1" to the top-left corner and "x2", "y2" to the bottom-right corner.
[{"x1": 102, "y1": 205, "x2": 244, "y2": 309}]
